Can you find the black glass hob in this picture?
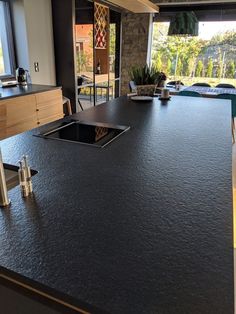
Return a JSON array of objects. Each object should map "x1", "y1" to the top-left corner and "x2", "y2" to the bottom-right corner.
[{"x1": 37, "y1": 120, "x2": 130, "y2": 148}]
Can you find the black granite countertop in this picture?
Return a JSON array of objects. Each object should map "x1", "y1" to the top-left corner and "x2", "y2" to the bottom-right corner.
[
  {"x1": 0, "y1": 84, "x2": 61, "y2": 100},
  {"x1": 0, "y1": 96, "x2": 234, "y2": 314}
]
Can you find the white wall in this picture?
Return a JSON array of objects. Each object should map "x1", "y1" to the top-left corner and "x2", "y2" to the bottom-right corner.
[{"x1": 11, "y1": 0, "x2": 56, "y2": 85}]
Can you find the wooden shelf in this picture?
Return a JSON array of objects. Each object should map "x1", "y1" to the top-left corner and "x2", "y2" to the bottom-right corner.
[{"x1": 94, "y1": 3, "x2": 109, "y2": 49}]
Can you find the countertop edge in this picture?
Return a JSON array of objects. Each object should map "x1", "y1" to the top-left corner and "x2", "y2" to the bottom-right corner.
[
  {"x1": 0, "y1": 84, "x2": 62, "y2": 101},
  {"x1": 0, "y1": 266, "x2": 107, "y2": 314}
]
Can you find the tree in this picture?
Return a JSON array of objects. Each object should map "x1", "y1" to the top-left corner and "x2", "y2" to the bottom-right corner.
[
  {"x1": 209, "y1": 30, "x2": 236, "y2": 46},
  {"x1": 195, "y1": 60, "x2": 204, "y2": 77},
  {"x1": 151, "y1": 22, "x2": 236, "y2": 81},
  {"x1": 176, "y1": 58, "x2": 183, "y2": 76},
  {"x1": 226, "y1": 60, "x2": 235, "y2": 78},
  {"x1": 151, "y1": 23, "x2": 205, "y2": 78},
  {"x1": 110, "y1": 24, "x2": 116, "y2": 57},
  {"x1": 166, "y1": 58, "x2": 172, "y2": 76},
  {"x1": 216, "y1": 54, "x2": 223, "y2": 78},
  {"x1": 206, "y1": 58, "x2": 213, "y2": 78},
  {"x1": 77, "y1": 51, "x2": 91, "y2": 73},
  {"x1": 153, "y1": 53, "x2": 162, "y2": 71},
  {"x1": 187, "y1": 58, "x2": 196, "y2": 77}
]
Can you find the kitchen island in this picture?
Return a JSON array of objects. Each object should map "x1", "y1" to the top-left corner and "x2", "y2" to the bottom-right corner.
[{"x1": 0, "y1": 95, "x2": 234, "y2": 314}]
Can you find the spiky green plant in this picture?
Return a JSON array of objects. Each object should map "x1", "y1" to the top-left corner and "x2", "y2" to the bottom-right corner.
[{"x1": 129, "y1": 64, "x2": 161, "y2": 85}]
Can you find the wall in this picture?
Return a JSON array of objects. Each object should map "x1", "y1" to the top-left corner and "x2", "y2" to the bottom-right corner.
[
  {"x1": 120, "y1": 13, "x2": 151, "y2": 95},
  {"x1": 51, "y1": 0, "x2": 77, "y2": 112},
  {"x1": 11, "y1": 0, "x2": 56, "y2": 85}
]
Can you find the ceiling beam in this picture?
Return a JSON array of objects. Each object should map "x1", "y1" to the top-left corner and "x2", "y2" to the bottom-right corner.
[
  {"x1": 105, "y1": 0, "x2": 159, "y2": 13},
  {"x1": 155, "y1": 0, "x2": 236, "y2": 5}
]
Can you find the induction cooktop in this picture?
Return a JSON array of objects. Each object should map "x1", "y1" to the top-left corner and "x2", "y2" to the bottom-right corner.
[{"x1": 36, "y1": 120, "x2": 130, "y2": 148}]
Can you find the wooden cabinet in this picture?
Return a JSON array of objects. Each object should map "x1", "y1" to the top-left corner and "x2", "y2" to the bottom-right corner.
[
  {"x1": 0, "y1": 103, "x2": 7, "y2": 139},
  {"x1": 4, "y1": 95, "x2": 38, "y2": 138},
  {"x1": 35, "y1": 89, "x2": 64, "y2": 126},
  {"x1": 0, "y1": 89, "x2": 64, "y2": 140}
]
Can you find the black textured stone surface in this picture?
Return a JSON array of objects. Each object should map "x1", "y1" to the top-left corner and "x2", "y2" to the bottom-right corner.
[
  {"x1": 0, "y1": 84, "x2": 60, "y2": 100},
  {"x1": 0, "y1": 96, "x2": 234, "y2": 314}
]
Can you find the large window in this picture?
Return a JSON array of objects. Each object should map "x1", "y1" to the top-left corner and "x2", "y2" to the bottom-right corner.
[
  {"x1": 151, "y1": 20, "x2": 236, "y2": 86},
  {"x1": 0, "y1": 1, "x2": 15, "y2": 78}
]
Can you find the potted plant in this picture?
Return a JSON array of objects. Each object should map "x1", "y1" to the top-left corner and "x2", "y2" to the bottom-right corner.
[
  {"x1": 129, "y1": 65, "x2": 165, "y2": 96},
  {"x1": 158, "y1": 72, "x2": 167, "y2": 87}
]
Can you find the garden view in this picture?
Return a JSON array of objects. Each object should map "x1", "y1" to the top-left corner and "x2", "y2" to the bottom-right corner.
[
  {"x1": 0, "y1": 40, "x2": 4, "y2": 75},
  {"x1": 151, "y1": 21, "x2": 236, "y2": 86}
]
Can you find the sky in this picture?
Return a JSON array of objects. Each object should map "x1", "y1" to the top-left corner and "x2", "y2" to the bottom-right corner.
[
  {"x1": 156, "y1": 21, "x2": 236, "y2": 41},
  {"x1": 198, "y1": 21, "x2": 236, "y2": 40}
]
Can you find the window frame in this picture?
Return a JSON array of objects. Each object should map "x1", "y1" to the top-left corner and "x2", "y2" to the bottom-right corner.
[{"x1": 0, "y1": 0, "x2": 16, "y2": 79}]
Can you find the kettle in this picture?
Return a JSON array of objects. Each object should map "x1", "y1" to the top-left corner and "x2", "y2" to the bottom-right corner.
[{"x1": 16, "y1": 67, "x2": 27, "y2": 85}]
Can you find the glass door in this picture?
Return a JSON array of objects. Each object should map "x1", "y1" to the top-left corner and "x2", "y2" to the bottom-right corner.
[
  {"x1": 75, "y1": 0, "x2": 95, "y2": 111},
  {"x1": 75, "y1": 1, "x2": 121, "y2": 110},
  {"x1": 110, "y1": 9, "x2": 121, "y2": 99}
]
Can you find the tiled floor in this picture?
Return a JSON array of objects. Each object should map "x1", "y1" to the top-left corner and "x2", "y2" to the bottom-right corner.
[{"x1": 78, "y1": 95, "x2": 110, "y2": 112}]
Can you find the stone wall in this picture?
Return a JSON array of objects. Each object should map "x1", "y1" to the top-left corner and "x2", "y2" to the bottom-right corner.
[{"x1": 120, "y1": 13, "x2": 150, "y2": 95}]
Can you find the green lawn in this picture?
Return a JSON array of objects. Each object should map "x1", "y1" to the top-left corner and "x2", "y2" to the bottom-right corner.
[
  {"x1": 169, "y1": 76, "x2": 236, "y2": 88},
  {"x1": 0, "y1": 53, "x2": 4, "y2": 75}
]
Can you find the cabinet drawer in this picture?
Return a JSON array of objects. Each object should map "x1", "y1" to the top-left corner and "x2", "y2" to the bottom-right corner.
[
  {"x1": 0, "y1": 103, "x2": 7, "y2": 117},
  {"x1": 37, "y1": 114, "x2": 64, "y2": 127},
  {"x1": 0, "y1": 90, "x2": 63, "y2": 139},
  {"x1": 6, "y1": 119, "x2": 38, "y2": 138},
  {"x1": 0, "y1": 129, "x2": 6, "y2": 140},
  {"x1": 0, "y1": 116, "x2": 7, "y2": 127},
  {"x1": 0, "y1": 103, "x2": 7, "y2": 136},
  {"x1": 5, "y1": 95, "x2": 37, "y2": 127},
  {"x1": 37, "y1": 102, "x2": 63, "y2": 121},
  {"x1": 35, "y1": 89, "x2": 62, "y2": 109}
]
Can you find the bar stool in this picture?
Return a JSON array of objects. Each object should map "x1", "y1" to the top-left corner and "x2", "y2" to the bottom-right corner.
[
  {"x1": 192, "y1": 83, "x2": 211, "y2": 87},
  {"x1": 77, "y1": 77, "x2": 84, "y2": 111},
  {"x1": 216, "y1": 93, "x2": 236, "y2": 143},
  {"x1": 216, "y1": 83, "x2": 235, "y2": 89},
  {"x1": 178, "y1": 90, "x2": 201, "y2": 97},
  {"x1": 62, "y1": 96, "x2": 72, "y2": 116},
  {"x1": 95, "y1": 84, "x2": 113, "y2": 102}
]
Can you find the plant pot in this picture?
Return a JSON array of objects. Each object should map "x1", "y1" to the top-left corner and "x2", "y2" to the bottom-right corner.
[
  {"x1": 158, "y1": 80, "x2": 166, "y2": 87},
  {"x1": 136, "y1": 85, "x2": 156, "y2": 97}
]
